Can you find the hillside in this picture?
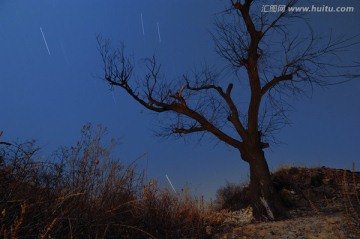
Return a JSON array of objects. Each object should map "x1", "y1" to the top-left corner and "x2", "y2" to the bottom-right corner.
[{"x1": 211, "y1": 166, "x2": 360, "y2": 239}]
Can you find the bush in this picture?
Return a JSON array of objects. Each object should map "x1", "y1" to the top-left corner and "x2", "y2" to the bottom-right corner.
[
  {"x1": 215, "y1": 182, "x2": 250, "y2": 211},
  {"x1": 0, "y1": 124, "x2": 212, "y2": 238}
]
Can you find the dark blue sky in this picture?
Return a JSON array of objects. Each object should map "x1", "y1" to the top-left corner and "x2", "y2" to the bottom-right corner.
[{"x1": 1, "y1": 0, "x2": 360, "y2": 199}]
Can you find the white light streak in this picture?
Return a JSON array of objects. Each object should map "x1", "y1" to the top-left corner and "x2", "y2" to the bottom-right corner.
[
  {"x1": 140, "y1": 13, "x2": 145, "y2": 35},
  {"x1": 157, "y1": 22, "x2": 162, "y2": 43},
  {"x1": 40, "y1": 27, "x2": 51, "y2": 55},
  {"x1": 165, "y1": 174, "x2": 176, "y2": 194}
]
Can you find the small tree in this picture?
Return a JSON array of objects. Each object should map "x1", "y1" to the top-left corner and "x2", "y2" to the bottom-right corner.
[{"x1": 98, "y1": 0, "x2": 359, "y2": 220}]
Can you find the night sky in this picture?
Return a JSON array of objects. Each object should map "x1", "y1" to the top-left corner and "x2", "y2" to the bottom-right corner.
[{"x1": 1, "y1": 0, "x2": 360, "y2": 199}]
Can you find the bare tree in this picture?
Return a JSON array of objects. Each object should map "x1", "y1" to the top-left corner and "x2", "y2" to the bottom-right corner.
[{"x1": 97, "y1": 0, "x2": 359, "y2": 220}]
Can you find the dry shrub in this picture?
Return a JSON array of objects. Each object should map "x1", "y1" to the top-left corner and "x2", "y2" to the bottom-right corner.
[
  {"x1": 1, "y1": 203, "x2": 26, "y2": 239},
  {"x1": 136, "y1": 183, "x2": 210, "y2": 238},
  {"x1": 215, "y1": 182, "x2": 250, "y2": 211},
  {"x1": 0, "y1": 124, "x2": 212, "y2": 238}
]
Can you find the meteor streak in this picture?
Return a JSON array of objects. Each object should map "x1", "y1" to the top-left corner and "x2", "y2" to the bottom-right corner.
[
  {"x1": 165, "y1": 174, "x2": 176, "y2": 194},
  {"x1": 140, "y1": 13, "x2": 145, "y2": 35},
  {"x1": 157, "y1": 22, "x2": 162, "y2": 43},
  {"x1": 40, "y1": 27, "x2": 51, "y2": 55}
]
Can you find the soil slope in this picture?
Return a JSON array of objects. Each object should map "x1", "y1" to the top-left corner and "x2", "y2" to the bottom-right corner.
[{"x1": 211, "y1": 166, "x2": 360, "y2": 239}]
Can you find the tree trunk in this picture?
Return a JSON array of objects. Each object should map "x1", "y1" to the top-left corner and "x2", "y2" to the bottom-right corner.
[{"x1": 246, "y1": 149, "x2": 289, "y2": 220}]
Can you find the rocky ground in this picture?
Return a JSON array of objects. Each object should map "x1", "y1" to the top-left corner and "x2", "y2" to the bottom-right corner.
[
  {"x1": 212, "y1": 212, "x2": 358, "y2": 239},
  {"x1": 209, "y1": 166, "x2": 360, "y2": 239}
]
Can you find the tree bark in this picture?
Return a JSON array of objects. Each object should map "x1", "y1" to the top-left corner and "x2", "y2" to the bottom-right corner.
[{"x1": 245, "y1": 149, "x2": 289, "y2": 220}]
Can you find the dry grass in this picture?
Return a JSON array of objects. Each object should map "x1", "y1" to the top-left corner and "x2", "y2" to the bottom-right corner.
[
  {"x1": 0, "y1": 124, "x2": 217, "y2": 239},
  {"x1": 1, "y1": 203, "x2": 26, "y2": 239},
  {"x1": 339, "y1": 163, "x2": 360, "y2": 238}
]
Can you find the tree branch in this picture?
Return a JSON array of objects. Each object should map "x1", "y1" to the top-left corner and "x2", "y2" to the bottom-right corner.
[
  {"x1": 173, "y1": 126, "x2": 206, "y2": 134},
  {"x1": 261, "y1": 74, "x2": 293, "y2": 96},
  {"x1": 0, "y1": 142, "x2": 11, "y2": 146},
  {"x1": 98, "y1": 37, "x2": 245, "y2": 150},
  {"x1": 175, "y1": 104, "x2": 244, "y2": 150},
  {"x1": 186, "y1": 82, "x2": 248, "y2": 140}
]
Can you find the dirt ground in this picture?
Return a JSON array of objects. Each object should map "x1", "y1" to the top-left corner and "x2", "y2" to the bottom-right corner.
[{"x1": 214, "y1": 213, "x2": 358, "y2": 239}]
